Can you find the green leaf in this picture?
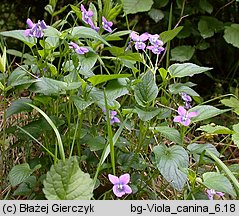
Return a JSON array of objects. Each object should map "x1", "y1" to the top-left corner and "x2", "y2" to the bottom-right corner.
[
  {"x1": 221, "y1": 97, "x2": 239, "y2": 108},
  {"x1": 69, "y1": 26, "x2": 110, "y2": 46},
  {"x1": 30, "y1": 77, "x2": 67, "y2": 95},
  {"x1": 105, "y1": 30, "x2": 131, "y2": 41},
  {"x1": 0, "y1": 46, "x2": 6, "y2": 73},
  {"x1": 106, "y1": 78, "x2": 129, "y2": 100},
  {"x1": 190, "y1": 105, "x2": 229, "y2": 122},
  {"x1": 27, "y1": 104, "x2": 65, "y2": 161},
  {"x1": 108, "y1": 4, "x2": 123, "y2": 20},
  {"x1": 187, "y1": 143, "x2": 220, "y2": 163},
  {"x1": 169, "y1": 83, "x2": 199, "y2": 97},
  {"x1": 196, "y1": 41, "x2": 210, "y2": 50},
  {"x1": 224, "y1": 24, "x2": 239, "y2": 49},
  {"x1": 45, "y1": 4, "x2": 54, "y2": 14},
  {"x1": 8, "y1": 163, "x2": 40, "y2": 187},
  {"x1": 71, "y1": 95, "x2": 94, "y2": 111},
  {"x1": 13, "y1": 176, "x2": 36, "y2": 196},
  {"x1": 118, "y1": 53, "x2": 143, "y2": 63},
  {"x1": 232, "y1": 133, "x2": 239, "y2": 148},
  {"x1": 8, "y1": 66, "x2": 36, "y2": 87},
  {"x1": 134, "y1": 71, "x2": 158, "y2": 107},
  {"x1": 202, "y1": 172, "x2": 236, "y2": 197},
  {"x1": 7, "y1": 49, "x2": 24, "y2": 57},
  {"x1": 118, "y1": 152, "x2": 147, "y2": 170},
  {"x1": 0, "y1": 30, "x2": 36, "y2": 48},
  {"x1": 88, "y1": 87, "x2": 118, "y2": 107},
  {"x1": 168, "y1": 63, "x2": 212, "y2": 78},
  {"x1": 232, "y1": 123, "x2": 239, "y2": 147},
  {"x1": 70, "y1": 4, "x2": 82, "y2": 20},
  {"x1": 177, "y1": 20, "x2": 192, "y2": 39},
  {"x1": 106, "y1": 46, "x2": 125, "y2": 56},
  {"x1": 45, "y1": 36, "x2": 59, "y2": 49},
  {"x1": 87, "y1": 136, "x2": 106, "y2": 151},
  {"x1": 48, "y1": 63, "x2": 57, "y2": 76},
  {"x1": 206, "y1": 150, "x2": 239, "y2": 196},
  {"x1": 198, "y1": 16, "x2": 223, "y2": 39},
  {"x1": 221, "y1": 97, "x2": 239, "y2": 115},
  {"x1": 148, "y1": 8, "x2": 164, "y2": 23},
  {"x1": 52, "y1": 5, "x2": 68, "y2": 17},
  {"x1": 199, "y1": 0, "x2": 213, "y2": 14},
  {"x1": 89, "y1": 2, "x2": 98, "y2": 25},
  {"x1": 150, "y1": 126, "x2": 182, "y2": 144},
  {"x1": 135, "y1": 107, "x2": 162, "y2": 121},
  {"x1": 18, "y1": 116, "x2": 64, "y2": 140},
  {"x1": 78, "y1": 52, "x2": 98, "y2": 77},
  {"x1": 121, "y1": 0, "x2": 153, "y2": 15},
  {"x1": 88, "y1": 74, "x2": 131, "y2": 86},
  {"x1": 227, "y1": 164, "x2": 239, "y2": 178},
  {"x1": 170, "y1": 45, "x2": 195, "y2": 62},
  {"x1": 153, "y1": 144, "x2": 189, "y2": 191},
  {"x1": 160, "y1": 26, "x2": 183, "y2": 44},
  {"x1": 0, "y1": 82, "x2": 4, "y2": 91},
  {"x1": 154, "y1": 0, "x2": 169, "y2": 8},
  {"x1": 123, "y1": 107, "x2": 171, "y2": 120},
  {"x1": 43, "y1": 157, "x2": 94, "y2": 200},
  {"x1": 197, "y1": 124, "x2": 233, "y2": 134},
  {"x1": 6, "y1": 98, "x2": 32, "y2": 118},
  {"x1": 233, "y1": 123, "x2": 239, "y2": 133},
  {"x1": 159, "y1": 68, "x2": 167, "y2": 80}
]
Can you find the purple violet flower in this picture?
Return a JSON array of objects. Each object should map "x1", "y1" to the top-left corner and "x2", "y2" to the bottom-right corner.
[
  {"x1": 69, "y1": 42, "x2": 89, "y2": 54},
  {"x1": 24, "y1": 18, "x2": 47, "y2": 38},
  {"x1": 147, "y1": 45, "x2": 165, "y2": 55},
  {"x1": 93, "y1": 25, "x2": 100, "y2": 32},
  {"x1": 130, "y1": 31, "x2": 149, "y2": 50},
  {"x1": 148, "y1": 34, "x2": 163, "y2": 46},
  {"x1": 108, "y1": 173, "x2": 132, "y2": 197},
  {"x1": 180, "y1": 92, "x2": 192, "y2": 102},
  {"x1": 206, "y1": 189, "x2": 224, "y2": 200},
  {"x1": 173, "y1": 106, "x2": 198, "y2": 126},
  {"x1": 80, "y1": 4, "x2": 99, "y2": 31},
  {"x1": 102, "y1": 16, "x2": 113, "y2": 33},
  {"x1": 102, "y1": 108, "x2": 120, "y2": 125},
  {"x1": 81, "y1": 4, "x2": 94, "y2": 25},
  {"x1": 180, "y1": 92, "x2": 192, "y2": 109},
  {"x1": 184, "y1": 101, "x2": 192, "y2": 109}
]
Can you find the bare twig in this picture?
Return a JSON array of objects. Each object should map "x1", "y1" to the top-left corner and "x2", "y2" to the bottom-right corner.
[
  {"x1": 15, "y1": 63, "x2": 39, "y2": 79},
  {"x1": 215, "y1": 0, "x2": 235, "y2": 17}
]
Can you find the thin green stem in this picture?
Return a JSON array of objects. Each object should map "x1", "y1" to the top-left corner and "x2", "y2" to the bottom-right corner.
[
  {"x1": 103, "y1": 89, "x2": 115, "y2": 175},
  {"x1": 70, "y1": 116, "x2": 79, "y2": 157},
  {"x1": 76, "y1": 111, "x2": 84, "y2": 156},
  {"x1": 27, "y1": 103, "x2": 65, "y2": 162},
  {"x1": 16, "y1": 126, "x2": 56, "y2": 160},
  {"x1": 201, "y1": 93, "x2": 235, "y2": 105},
  {"x1": 206, "y1": 149, "x2": 239, "y2": 197}
]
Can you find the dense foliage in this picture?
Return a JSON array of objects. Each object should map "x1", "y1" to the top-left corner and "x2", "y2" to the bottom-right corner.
[{"x1": 0, "y1": 0, "x2": 239, "y2": 200}]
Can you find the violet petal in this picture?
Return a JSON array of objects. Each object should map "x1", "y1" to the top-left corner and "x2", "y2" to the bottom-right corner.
[
  {"x1": 108, "y1": 174, "x2": 119, "y2": 184},
  {"x1": 119, "y1": 173, "x2": 130, "y2": 184}
]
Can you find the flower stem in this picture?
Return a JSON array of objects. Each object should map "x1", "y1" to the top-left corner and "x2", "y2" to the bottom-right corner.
[{"x1": 103, "y1": 89, "x2": 115, "y2": 175}]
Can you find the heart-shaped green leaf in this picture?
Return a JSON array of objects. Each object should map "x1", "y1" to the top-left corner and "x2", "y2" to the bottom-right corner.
[
  {"x1": 150, "y1": 126, "x2": 182, "y2": 144},
  {"x1": 168, "y1": 63, "x2": 212, "y2": 78},
  {"x1": 202, "y1": 172, "x2": 236, "y2": 197},
  {"x1": 153, "y1": 144, "x2": 189, "y2": 191},
  {"x1": 0, "y1": 30, "x2": 36, "y2": 48},
  {"x1": 134, "y1": 71, "x2": 158, "y2": 107},
  {"x1": 43, "y1": 157, "x2": 94, "y2": 200},
  {"x1": 8, "y1": 163, "x2": 41, "y2": 187},
  {"x1": 190, "y1": 105, "x2": 229, "y2": 122},
  {"x1": 88, "y1": 74, "x2": 131, "y2": 86}
]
